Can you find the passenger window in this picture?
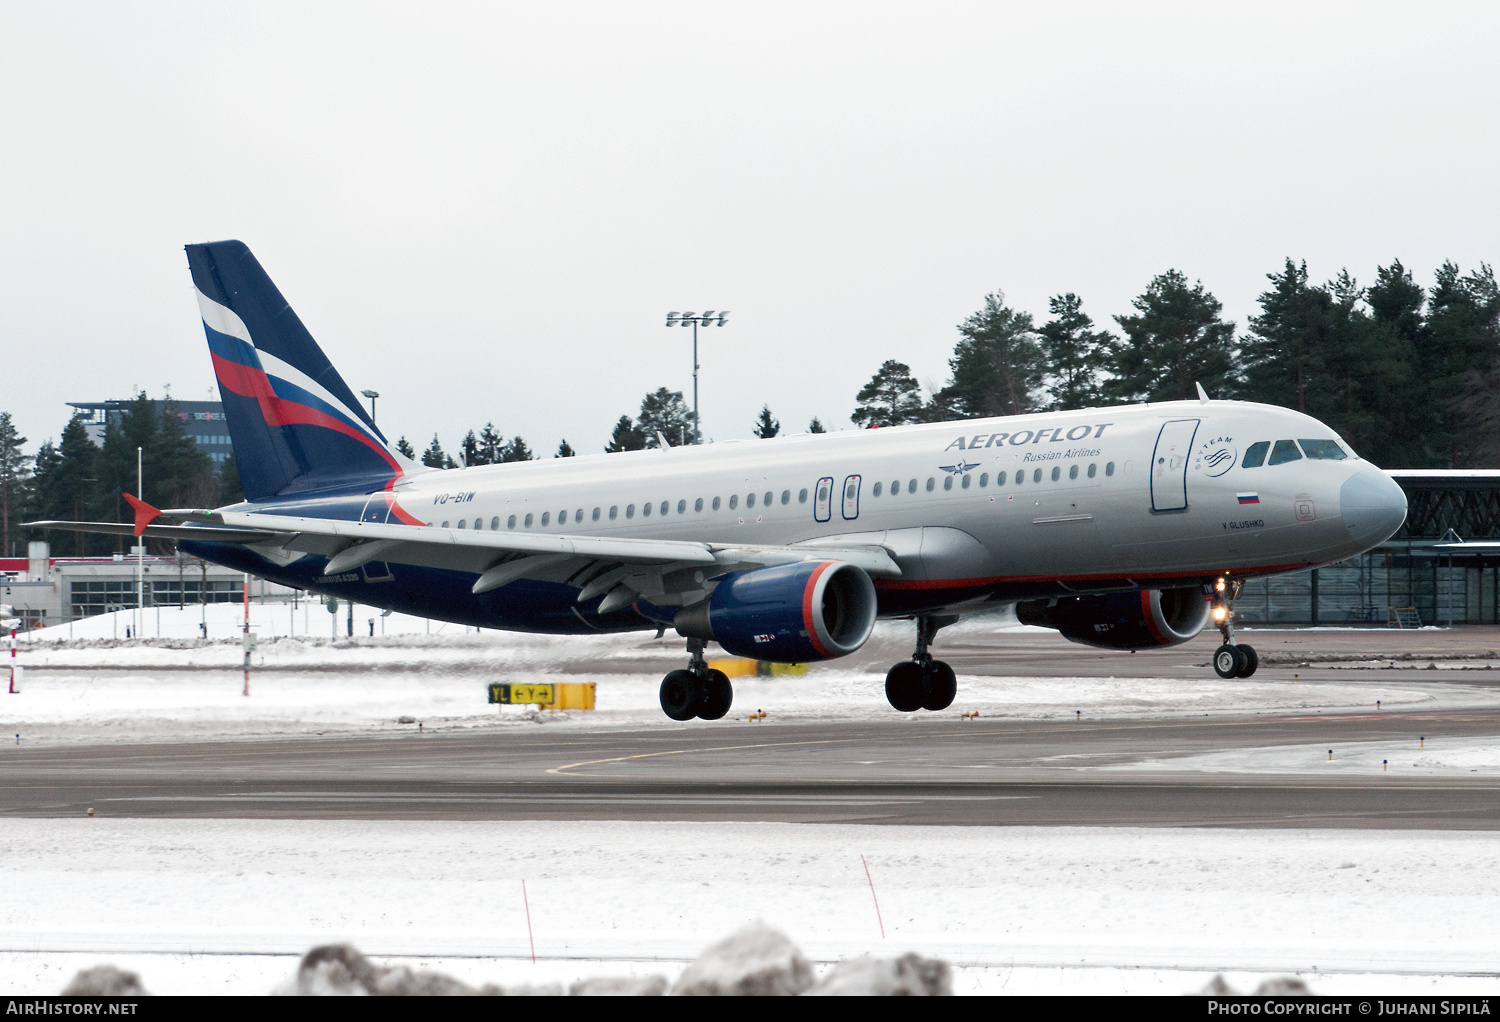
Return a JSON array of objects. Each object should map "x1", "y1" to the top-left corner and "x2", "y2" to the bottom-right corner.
[
  {"x1": 781, "y1": 490, "x2": 790, "y2": 505},
  {"x1": 456, "y1": 520, "x2": 466, "y2": 529},
  {"x1": 997, "y1": 471, "x2": 1006, "y2": 485},
  {"x1": 1033, "y1": 468, "x2": 1042, "y2": 482},
  {"x1": 1298, "y1": 439, "x2": 1347, "y2": 460},
  {"x1": 926, "y1": 478, "x2": 935, "y2": 492},
  {"x1": 979, "y1": 473, "x2": 988, "y2": 487},
  {"x1": 908, "y1": 478, "x2": 917, "y2": 493},
  {"x1": 764, "y1": 491, "x2": 773, "y2": 506},
  {"x1": 1268, "y1": 439, "x2": 1302, "y2": 466},
  {"x1": 694, "y1": 498, "x2": 703, "y2": 512},
  {"x1": 961, "y1": 474, "x2": 971, "y2": 489},
  {"x1": 1051, "y1": 467, "x2": 1060, "y2": 481},
  {"x1": 1069, "y1": 465, "x2": 1078, "y2": 480},
  {"x1": 442, "y1": 521, "x2": 450, "y2": 529},
  {"x1": 798, "y1": 489, "x2": 808, "y2": 503},
  {"x1": 643, "y1": 502, "x2": 652, "y2": 517},
  {"x1": 729, "y1": 495, "x2": 738, "y2": 509},
  {"x1": 507, "y1": 515, "x2": 517, "y2": 529},
  {"x1": 609, "y1": 506, "x2": 618, "y2": 520},
  {"x1": 592, "y1": 508, "x2": 601, "y2": 521},
  {"x1": 575, "y1": 509, "x2": 584, "y2": 522},
  {"x1": 943, "y1": 476, "x2": 953, "y2": 491},
  {"x1": 626, "y1": 504, "x2": 635, "y2": 518},
  {"x1": 1015, "y1": 471, "x2": 1023, "y2": 486},
  {"x1": 1087, "y1": 464, "x2": 1096, "y2": 478},
  {"x1": 747, "y1": 493, "x2": 756, "y2": 508},
  {"x1": 524, "y1": 514, "x2": 533, "y2": 527},
  {"x1": 541, "y1": 512, "x2": 550, "y2": 526},
  {"x1": 713, "y1": 496, "x2": 722, "y2": 510},
  {"x1": 872, "y1": 481, "x2": 883, "y2": 497},
  {"x1": 490, "y1": 517, "x2": 499, "y2": 530},
  {"x1": 677, "y1": 500, "x2": 686, "y2": 514},
  {"x1": 1242, "y1": 441, "x2": 1270, "y2": 468},
  {"x1": 661, "y1": 501, "x2": 670, "y2": 516},
  {"x1": 1105, "y1": 462, "x2": 1115, "y2": 477}
]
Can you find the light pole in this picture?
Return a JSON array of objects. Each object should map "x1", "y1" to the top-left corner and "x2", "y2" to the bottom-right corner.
[
  {"x1": 360, "y1": 389, "x2": 379, "y2": 425},
  {"x1": 665, "y1": 311, "x2": 728, "y2": 443}
]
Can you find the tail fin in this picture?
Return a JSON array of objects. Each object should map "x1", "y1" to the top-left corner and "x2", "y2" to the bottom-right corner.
[{"x1": 185, "y1": 240, "x2": 416, "y2": 501}]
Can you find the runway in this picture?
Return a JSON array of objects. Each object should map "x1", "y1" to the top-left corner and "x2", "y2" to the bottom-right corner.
[{"x1": 5, "y1": 709, "x2": 1499, "y2": 828}]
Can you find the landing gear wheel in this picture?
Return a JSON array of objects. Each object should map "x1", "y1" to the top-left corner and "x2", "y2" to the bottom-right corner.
[
  {"x1": 1236, "y1": 645, "x2": 1258, "y2": 678},
  {"x1": 921, "y1": 660, "x2": 957, "y2": 711},
  {"x1": 1212, "y1": 644, "x2": 1246, "y2": 679},
  {"x1": 659, "y1": 669, "x2": 703, "y2": 721},
  {"x1": 697, "y1": 669, "x2": 733, "y2": 720},
  {"x1": 885, "y1": 661, "x2": 926, "y2": 712}
]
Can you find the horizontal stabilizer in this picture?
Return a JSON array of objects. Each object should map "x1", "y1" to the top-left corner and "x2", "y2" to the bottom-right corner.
[{"x1": 24, "y1": 520, "x2": 289, "y2": 544}]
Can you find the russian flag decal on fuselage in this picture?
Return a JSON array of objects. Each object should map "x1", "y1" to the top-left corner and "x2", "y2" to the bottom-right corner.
[{"x1": 1237, "y1": 492, "x2": 1260, "y2": 505}]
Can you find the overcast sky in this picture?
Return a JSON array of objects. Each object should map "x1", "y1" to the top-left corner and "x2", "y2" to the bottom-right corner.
[{"x1": 4, "y1": 2, "x2": 1498, "y2": 459}]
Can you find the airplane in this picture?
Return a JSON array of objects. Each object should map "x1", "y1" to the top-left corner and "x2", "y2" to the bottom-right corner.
[{"x1": 31, "y1": 240, "x2": 1410, "y2": 720}]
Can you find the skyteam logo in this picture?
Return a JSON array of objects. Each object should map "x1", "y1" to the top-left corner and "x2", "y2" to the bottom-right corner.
[
  {"x1": 1194, "y1": 436, "x2": 1237, "y2": 478},
  {"x1": 939, "y1": 461, "x2": 980, "y2": 475}
]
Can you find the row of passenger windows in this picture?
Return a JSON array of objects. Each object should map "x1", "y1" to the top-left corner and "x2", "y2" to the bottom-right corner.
[
  {"x1": 435, "y1": 461, "x2": 1118, "y2": 530},
  {"x1": 1242, "y1": 439, "x2": 1348, "y2": 468},
  {"x1": 869, "y1": 462, "x2": 1115, "y2": 496},
  {"x1": 443, "y1": 488, "x2": 811, "y2": 530}
]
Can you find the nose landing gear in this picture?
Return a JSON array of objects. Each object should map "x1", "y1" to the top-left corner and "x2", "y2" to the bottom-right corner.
[
  {"x1": 659, "y1": 638, "x2": 734, "y2": 721},
  {"x1": 1210, "y1": 577, "x2": 1258, "y2": 679},
  {"x1": 885, "y1": 614, "x2": 960, "y2": 712}
]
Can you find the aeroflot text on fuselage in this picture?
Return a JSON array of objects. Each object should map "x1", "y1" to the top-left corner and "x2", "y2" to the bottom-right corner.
[{"x1": 943, "y1": 422, "x2": 1113, "y2": 450}]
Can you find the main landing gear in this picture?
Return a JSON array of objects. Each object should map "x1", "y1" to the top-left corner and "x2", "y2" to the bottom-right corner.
[
  {"x1": 1210, "y1": 577, "x2": 1258, "y2": 679},
  {"x1": 885, "y1": 614, "x2": 960, "y2": 712},
  {"x1": 659, "y1": 638, "x2": 733, "y2": 721}
]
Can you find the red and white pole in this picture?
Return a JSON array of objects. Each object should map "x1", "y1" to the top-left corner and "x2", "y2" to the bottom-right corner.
[
  {"x1": 8, "y1": 626, "x2": 15, "y2": 695},
  {"x1": 242, "y1": 573, "x2": 250, "y2": 697}
]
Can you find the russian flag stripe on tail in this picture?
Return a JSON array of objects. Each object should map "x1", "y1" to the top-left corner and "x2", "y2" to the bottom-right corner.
[{"x1": 185, "y1": 241, "x2": 417, "y2": 502}]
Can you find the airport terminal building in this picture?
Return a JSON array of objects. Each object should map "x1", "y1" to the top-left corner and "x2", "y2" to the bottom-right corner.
[{"x1": 68, "y1": 397, "x2": 235, "y2": 465}]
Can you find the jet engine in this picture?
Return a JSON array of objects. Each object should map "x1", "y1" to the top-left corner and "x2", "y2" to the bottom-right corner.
[
  {"x1": 1016, "y1": 587, "x2": 1211, "y2": 650},
  {"x1": 673, "y1": 560, "x2": 878, "y2": 662}
]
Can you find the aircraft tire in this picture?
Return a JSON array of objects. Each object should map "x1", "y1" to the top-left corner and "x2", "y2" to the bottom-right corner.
[
  {"x1": 1236, "y1": 645, "x2": 1258, "y2": 678},
  {"x1": 1212, "y1": 644, "x2": 1245, "y2": 679},
  {"x1": 921, "y1": 660, "x2": 957, "y2": 711},
  {"x1": 885, "y1": 661, "x2": 926, "y2": 712},
  {"x1": 660, "y1": 669, "x2": 704, "y2": 721},
  {"x1": 697, "y1": 669, "x2": 733, "y2": 720}
]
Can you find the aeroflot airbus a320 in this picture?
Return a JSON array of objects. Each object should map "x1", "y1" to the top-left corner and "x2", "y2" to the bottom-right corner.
[{"x1": 34, "y1": 241, "x2": 1410, "y2": 720}]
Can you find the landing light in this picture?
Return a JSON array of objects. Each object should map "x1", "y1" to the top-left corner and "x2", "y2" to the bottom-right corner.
[{"x1": 1212, "y1": 606, "x2": 1228, "y2": 622}]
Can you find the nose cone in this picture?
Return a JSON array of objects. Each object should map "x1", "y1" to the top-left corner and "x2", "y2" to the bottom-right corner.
[{"x1": 1341, "y1": 469, "x2": 1408, "y2": 549}]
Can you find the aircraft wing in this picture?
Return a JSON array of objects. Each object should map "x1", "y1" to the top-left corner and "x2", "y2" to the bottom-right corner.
[
  {"x1": 95, "y1": 507, "x2": 902, "y2": 612},
  {"x1": 26, "y1": 520, "x2": 291, "y2": 543}
]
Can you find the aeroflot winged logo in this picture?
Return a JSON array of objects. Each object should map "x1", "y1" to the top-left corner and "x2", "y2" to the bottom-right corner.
[
  {"x1": 939, "y1": 461, "x2": 981, "y2": 475},
  {"x1": 943, "y1": 423, "x2": 1113, "y2": 451}
]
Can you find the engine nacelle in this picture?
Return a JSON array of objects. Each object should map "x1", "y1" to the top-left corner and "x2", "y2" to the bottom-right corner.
[
  {"x1": 674, "y1": 560, "x2": 878, "y2": 662},
  {"x1": 1016, "y1": 587, "x2": 1211, "y2": 650}
]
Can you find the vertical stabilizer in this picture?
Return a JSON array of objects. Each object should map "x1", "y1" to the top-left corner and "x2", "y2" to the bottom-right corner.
[{"x1": 185, "y1": 241, "x2": 417, "y2": 501}]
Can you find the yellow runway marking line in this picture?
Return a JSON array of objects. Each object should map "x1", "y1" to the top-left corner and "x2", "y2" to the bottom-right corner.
[{"x1": 546, "y1": 737, "x2": 856, "y2": 775}]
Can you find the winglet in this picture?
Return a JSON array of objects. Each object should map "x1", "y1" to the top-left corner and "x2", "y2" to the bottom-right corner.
[
  {"x1": 122, "y1": 493, "x2": 161, "y2": 537},
  {"x1": 656, "y1": 431, "x2": 672, "y2": 449},
  {"x1": 1195, "y1": 382, "x2": 1210, "y2": 404}
]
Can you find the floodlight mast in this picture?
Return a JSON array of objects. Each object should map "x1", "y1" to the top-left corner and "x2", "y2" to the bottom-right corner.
[
  {"x1": 360, "y1": 389, "x2": 379, "y2": 425},
  {"x1": 664, "y1": 310, "x2": 729, "y2": 443}
]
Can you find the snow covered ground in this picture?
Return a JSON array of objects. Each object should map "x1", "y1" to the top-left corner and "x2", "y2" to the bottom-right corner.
[
  {"x1": 4, "y1": 606, "x2": 1489, "y2": 746},
  {"x1": 1117, "y1": 735, "x2": 1500, "y2": 777},
  {"x1": 2, "y1": 819, "x2": 1499, "y2": 995}
]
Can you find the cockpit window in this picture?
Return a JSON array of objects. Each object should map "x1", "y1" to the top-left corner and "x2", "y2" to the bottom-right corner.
[
  {"x1": 1242, "y1": 441, "x2": 1270, "y2": 468},
  {"x1": 1267, "y1": 439, "x2": 1302, "y2": 466},
  {"x1": 1298, "y1": 439, "x2": 1347, "y2": 460}
]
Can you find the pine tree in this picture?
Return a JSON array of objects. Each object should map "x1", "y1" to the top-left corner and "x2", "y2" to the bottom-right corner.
[
  {"x1": 460, "y1": 430, "x2": 481, "y2": 467},
  {"x1": 26, "y1": 414, "x2": 95, "y2": 555},
  {"x1": 1427, "y1": 262, "x2": 1500, "y2": 467},
  {"x1": 1038, "y1": 293, "x2": 1113, "y2": 410},
  {"x1": 500, "y1": 437, "x2": 534, "y2": 462},
  {"x1": 555, "y1": 439, "x2": 576, "y2": 458},
  {"x1": 395, "y1": 436, "x2": 416, "y2": 459},
  {"x1": 807, "y1": 417, "x2": 826, "y2": 434},
  {"x1": 851, "y1": 360, "x2": 925, "y2": 428},
  {"x1": 1109, "y1": 270, "x2": 1237, "y2": 403},
  {"x1": 605, "y1": 416, "x2": 646, "y2": 453},
  {"x1": 478, "y1": 423, "x2": 503, "y2": 465},
  {"x1": 1365, "y1": 260, "x2": 1428, "y2": 467},
  {"x1": 217, "y1": 451, "x2": 245, "y2": 506},
  {"x1": 752, "y1": 405, "x2": 780, "y2": 439},
  {"x1": 939, "y1": 291, "x2": 1044, "y2": 418},
  {"x1": 422, "y1": 434, "x2": 447, "y2": 469},
  {"x1": 637, "y1": 388, "x2": 695, "y2": 447},
  {"x1": 1241, "y1": 260, "x2": 1336, "y2": 415}
]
